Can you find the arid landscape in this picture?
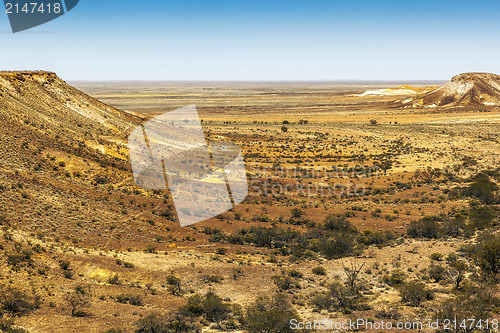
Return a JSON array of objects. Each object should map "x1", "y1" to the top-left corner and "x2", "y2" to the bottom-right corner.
[{"x1": 0, "y1": 71, "x2": 498, "y2": 332}]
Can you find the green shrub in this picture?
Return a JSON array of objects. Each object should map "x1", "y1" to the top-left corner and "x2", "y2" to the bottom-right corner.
[
  {"x1": 290, "y1": 208, "x2": 305, "y2": 218},
  {"x1": 433, "y1": 283, "x2": 500, "y2": 324},
  {"x1": 312, "y1": 266, "x2": 326, "y2": 276},
  {"x1": 107, "y1": 274, "x2": 120, "y2": 285},
  {"x1": 0, "y1": 287, "x2": 37, "y2": 316},
  {"x1": 135, "y1": 313, "x2": 198, "y2": 333},
  {"x1": 271, "y1": 275, "x2": 297, "y2": 290},
  {"x1": 178, "y1": 294, "x2": 203, "y2": 317},
  {"x1": 357, "y1": 230, "x2": 394, "y2": 247},
  {"x1": 122, "y1": 261, "x2": 134, "y2": 268},
  {"x1": 166, "y1": 275, "x2": 181, "y2": 295},
  {"x1": 407, "y1": 216, "x2": 442, "y2": 239},
  {"x1": 244, "y1": 293, "x2": 300, "y2": 333},
  {"x1": 178, "y1": 291, "x2": 232, "y2": 325},
  {"x1": 59, "y1": 260, "x2": 71, "y2": 270},
  {"x1": 475, "y1": 235, "x2": 500, "y2": 275},
  {"x1": 382, "y1": 269, "x2": 406, "y2": 286},
  {"x1": 462, "y1": 173, "x2": 498, "y2": 204},
  {"x1": 442, "y1": 215, "x2": 468, "y2": 237},
  {"x1": 371, "y1": 208, "x2": 382, "y2": 217},
  {"x1": 115, "y1": 294, "x2": 143, "y2": 306},
  {"x1": 215, "y1": 247, "x2": 228, "y2": 255},
  {"x1": 428, "y1": 264, "x2": 446, "y2": 282},
  {"x1": 65, "y1": 285, "x2": 90, "y2": 317},
  {"x1": 309, "y1": 281, "x2": 368, "y2": 313},
  {"x1": 158, "y1": 209, "x2": 174, "y2": 219},
  {"x1": 415, "y1": 166, "x2": 441, "y2": 183},
  {"x1": 7, "y1": 249, "x2": 33, "y2": 269},
  {"x1": 239, "y1": 226, "x2": 299, "y2": 248},
  {"x1": 0, "y1": 319, "x2": 30, "y2": 332},
  {"x1": 317, "y1": 234, "x2": 355, "y2": 259},
  {"x1": 287, "y1": 270, "x2": 303, "y2": 278},
  {"x1": 399, "y1": 281, "x2": 433, "y2": 307},
  {"x1": 200, "y1": 291, "x2": 231, "y2": 323},
  {"x1": 144, "y1": 245, "x2": 157, "y2": 253},
  {"x1": 324, "y1": 214, "x2": 354, "y2": 232},
  {"x1": 430, "y1": 253, "x2": 443, "y2": 261},
  {"x1": 469, "y1": 206, "x2": 497, "y2": 230},
  {"x1": 201, "y1": 274, "x2": 223, "y2": 284},
  {"x1": 448, "y1": 260, "x2": 468, "y2": 288}
]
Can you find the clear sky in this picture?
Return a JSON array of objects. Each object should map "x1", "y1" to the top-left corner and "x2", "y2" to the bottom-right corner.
[{"x1": 1, "y1": 0, "x2": 499, "y2": 81}]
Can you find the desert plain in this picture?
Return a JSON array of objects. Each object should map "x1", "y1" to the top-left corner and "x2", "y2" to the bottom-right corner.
[{"x1": 0, "y1": 72, "x2": 498, "y2": 332}]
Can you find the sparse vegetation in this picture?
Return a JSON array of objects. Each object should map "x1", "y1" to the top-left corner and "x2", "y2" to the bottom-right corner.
[
  {"x1": 178, "y1": 291, "x2": 233, "y2": 326},
  {"x1": 310, "y1": 280, "x2": 368, "y2": 313},
  {"x1": 0, "y1": 287, "x2": 38, "y2": 316},
  {"x1": 135, "y1": 313, "x2": 199, "y2": 333},
  {"x1": 244, "y1": 293, "x2": 300, "y2": 333},
  {"x1": 166, "y1": 275, "x2": 182, "y2": 295},
  {"x1": 1, "y1": 73, "x2": 499, "y2": 332},
  {"x1": 115, "y1": 294, "x2": 143, "y2": 306},
  {"x1": 65, "y1": 285, "x2": 91, "y2": 317},
  {"x1": 311, "y1": 266, "x2": 326, "y2": 275},
  {"x1": 399, "y1": 281, "x2": 434, "y2": 307}
]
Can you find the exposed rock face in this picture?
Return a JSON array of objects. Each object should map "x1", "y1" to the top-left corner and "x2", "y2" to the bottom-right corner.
[
  {"x1": 359, "y1": 85, "x2": 437, "y2": 97},
  {"x1": 0, "y1": 71, "x2": 143, "y2": 138},
  {"x1": 398, "y1": 73, "x2": 500, "y2": 108},
  {"x1": 0, "y1": 70, "x2": 145, "y2": 169}
]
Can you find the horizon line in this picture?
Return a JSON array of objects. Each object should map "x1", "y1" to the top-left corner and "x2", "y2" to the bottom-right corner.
[{"x1": 68, "y1": 79, "x2": 448, "y2": 83}]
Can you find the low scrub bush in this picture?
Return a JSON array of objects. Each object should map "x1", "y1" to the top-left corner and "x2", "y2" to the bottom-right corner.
[
  {"x1": 382, "y1": 269, "x2": 406, "y2": 286},
  {"x1": 115, "y1": 294, "x2": 143, "y2": 306},
  {"x1": 0, "y1": 287, "x2": 38, "y2": 316},
  {"x1": 136, "y1": 313, "x2": 199, "y2": 333},
  {"x1": 399, "y1": 281, "x2": 433, "y2": 307},
  {"x1": 312, "y1": 266, "x2": 326, "y2": 275},
  {"x1": 272, "y1": 275, "x2": 298, "y2": 290},
  {"x1": 244, "y1": 293, "x2": 300, "y2": 333},
  {"x1": 407, "y1": 216, "x2": 443, "y2": 239},
  {"x1": 309, "y1": 281, "x2": 368, "y2": 313}
]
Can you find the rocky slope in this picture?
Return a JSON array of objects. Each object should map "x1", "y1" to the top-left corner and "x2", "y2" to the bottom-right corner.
[
  {"x1": 0, "y1": 71, "x2": 184, "y2": 250},
  {"x1": 359, "y1": 85, "x2": 437, "y2": 96},
  {"x1": 0, "y1": 71, "x2": 144, "y2": 147},
  {"x1": 0, "y1": 71, "x2": 147, "y2": 171},
  {"x1": 396, "y1": 72, "x2": 500, "y2": 108}
]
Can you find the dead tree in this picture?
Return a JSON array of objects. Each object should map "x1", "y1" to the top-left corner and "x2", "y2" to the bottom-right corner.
[
  {"x1": 447, "y1": 260, "x2": 468, "y2": 289},
  {"x1": 416, "y1": 167, "x2": 441, "y2": 183},
  {"x1": 342, "y1": 258, "x2": 367, "y2": 291},
  {"x1": 65, "y1": 285, "x2": 90, "y2": 317}
]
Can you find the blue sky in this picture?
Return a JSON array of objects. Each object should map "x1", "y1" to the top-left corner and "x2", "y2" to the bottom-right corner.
[{"x1": 1, "y1": 0, "x2": 499, "y2": 80}]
